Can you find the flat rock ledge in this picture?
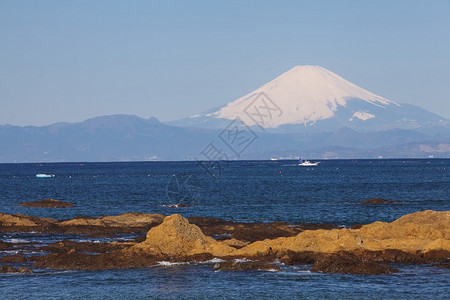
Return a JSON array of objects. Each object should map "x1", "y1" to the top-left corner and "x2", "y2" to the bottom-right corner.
[
  {"x1": 20, "y1": 199, "x2": 74, "y2": 208},
  {"x1": 0, "y1": 212, "x2": 166, "y2": 235}
]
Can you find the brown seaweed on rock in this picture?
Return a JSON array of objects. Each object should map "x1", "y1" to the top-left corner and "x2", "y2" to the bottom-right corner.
[{"x1": 311, "y1": 251, "x2": 399, "y2": 275}]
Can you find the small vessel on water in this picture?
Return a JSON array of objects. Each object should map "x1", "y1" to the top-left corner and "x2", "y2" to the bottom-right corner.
[
  {"x1": 298, "y1": 157, "x2": 320, "y2": 166},
  {"x1": 36, "y1": 174, "x2": 55, "y2": 178}
]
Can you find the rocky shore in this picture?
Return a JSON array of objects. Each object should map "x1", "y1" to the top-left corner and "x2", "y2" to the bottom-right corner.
[
  {"x1": 0, "y1": 212, "x2": 165, "y2": 235},
  {"x1": 1, "y1": 210, "x2": 448, "y2": 274}
]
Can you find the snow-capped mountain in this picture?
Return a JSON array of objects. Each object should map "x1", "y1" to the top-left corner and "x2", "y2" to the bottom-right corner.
[{"x1": 170, "y1": 65, "x2": 446, "y2": 132}]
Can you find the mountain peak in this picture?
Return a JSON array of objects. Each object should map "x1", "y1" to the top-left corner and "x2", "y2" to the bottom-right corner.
[
  {"x1": 291, "y1": 64, "x2": 326, "y2": 70},
  {"x1": 208, "y1": 65, "x2": 398, "y2": 128},
  {"x1": 170, "y1": 65, "x2": 444, "y2": 132},
  {"x1": 279, "y1": 65, "x2": 333, "y2": 80},
  {"x1": 76, "y1": 114, "x2": 161, "y2": 129}
]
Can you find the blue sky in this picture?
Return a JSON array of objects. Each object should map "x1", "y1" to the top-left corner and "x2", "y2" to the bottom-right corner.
[{"x1": 1, "y1": 0, "x2": 449, "y2": 126}]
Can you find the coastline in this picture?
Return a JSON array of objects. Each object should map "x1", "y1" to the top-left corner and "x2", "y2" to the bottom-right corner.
[{"x1": 1, "y1": 210, "x2": 448, "y2": 275}]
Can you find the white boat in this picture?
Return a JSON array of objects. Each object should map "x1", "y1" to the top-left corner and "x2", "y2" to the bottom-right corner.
[
  {"x1": 298, "y1": 157, "x2": 320, "y2": 166},
  {"x1": 36, "y1": 174, "x2": 55, "y2": 178}
]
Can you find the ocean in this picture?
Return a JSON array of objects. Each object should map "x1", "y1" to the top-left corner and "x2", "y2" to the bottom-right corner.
[{"x1": 0, "y1": 159, "x2": 449, "y2": 299}]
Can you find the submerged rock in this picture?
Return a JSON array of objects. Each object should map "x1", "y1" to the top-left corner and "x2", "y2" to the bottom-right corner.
[
  {"x1": 353, "y1": 249, "x2": 450, "y2": 264},
  {"x1": 0, "y1": 265, "x2": 33, "y2": 273},
  {"x1": 279, "y1": 251, "x2": 322, "y2": 265},
  {"x1": 0, "y1": 254, "x2": 28, "y2": 263},
  {"x1": 360, "y1": 198, "x2": 395, "y2": 204},
  {"x1": 230, "y1": 222, "x2": 305, "y2": 243},
  {"x1": 213, "y1": 261, "x2": 281, "y2": 272},
  {"x1": 20, "y1": 198, "x2": 74, "y2": 208},
  {"x1": 32, "y1": 251, "x2": 158, "y2": 270},
  {"x1": 40, "y1": 239, "x2": 131, "y2": 254},
  {"x1": 167, "y1": 203, "x2": 188, "y2": 208},
  {"x1": 311, "y1": 252, "x2": 398, "y2": 275},
  {"x1": 432, "y1": 263, "x2": 449, "y2": 269},
  {"x1": 0, "y1": 241, "x2": 13, "y2": 250},
  {"x1": 168, "y1": 253, "x2": 215, "y2": 263}
]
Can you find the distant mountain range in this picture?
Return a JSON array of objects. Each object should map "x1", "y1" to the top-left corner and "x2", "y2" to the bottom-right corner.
[
  {"x1": 1, "y1": 66, "x2": 449, "y2": 162},
  {"x1": 0, "y1": 115, "x2": 216, "y2": 162},
  {"x1": 1, "y1": 114, "x2": 449, "y2": 162}
]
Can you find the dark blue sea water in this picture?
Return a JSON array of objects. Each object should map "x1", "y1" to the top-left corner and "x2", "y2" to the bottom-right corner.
[{"x1": 1, "y1": 160, "x2": 449, "y2": 299}]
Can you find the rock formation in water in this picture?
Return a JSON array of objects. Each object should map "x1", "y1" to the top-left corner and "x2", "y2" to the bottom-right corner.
[
  {"x1": 213, "y1": 261, "x2": 281, "y2": 272},
  {"x1": 1, "y1": 210, "x2": 448, "y2": 274},
  {"x1": 20, "y1": 198, "x2": 74, "y2": 208},
  {"x1": 132, "y1": 211, "x2": 449, "y2": 258},
  {"x1": 0, "y1": 212, "x2": 165, "y2": 235},
  {"x1": 0, "y1": 265, "x2": 32, "y2": 273},
  {"x1": 310, "y1": 251, "x2": 399, "y2": 274},
  {"x1": 132, "y1": 214, "x2": 236, "y2": 257},
  {"x1": 360, "y1": 198, "x2": 395, "y2": 204}
]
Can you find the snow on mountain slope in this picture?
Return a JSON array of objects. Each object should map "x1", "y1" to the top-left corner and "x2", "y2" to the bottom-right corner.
[
  {"x1": 210, "y1": 65, "x2": 397, "y2": 127},
  {"x1": 170, "y1": 65, "x2": 446, "y2": 132},
  {"x1": 352, "y1": 110, "x2": 375, "y2": 121}
]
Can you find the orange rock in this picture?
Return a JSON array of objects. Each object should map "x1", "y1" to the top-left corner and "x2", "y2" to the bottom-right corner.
[
  {"x1": 29, "y1": 210, "x2": 450, "y2": 271},
  {"x1": 238, "y1": 210, "x2": 450, "y2": 255},
  {"x1": 222, "y1": 238, "x2": 250, "y2": 248},
  {"x1": 0, "y1": 212, "x2": 57, "y2": 227},
  {"x1": 59, "y1": 212, "x2": 165, "y2": 228},
  {"x1": 132, "y1": 210, "x2": 449, "y2": 259},
  {"x1": 133, "y1": 214, "x2": 235, "y2": 257}
]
